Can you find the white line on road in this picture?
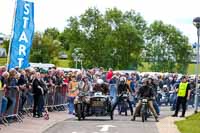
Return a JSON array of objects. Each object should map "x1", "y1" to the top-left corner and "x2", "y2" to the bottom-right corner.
[{"x1": 97, "y1": 125, "x2": 116, "y2": 132}]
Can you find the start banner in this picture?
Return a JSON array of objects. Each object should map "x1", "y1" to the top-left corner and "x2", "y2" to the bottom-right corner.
[{"x1": 8, "y1": 0, "x2": 34, "y2": 69}]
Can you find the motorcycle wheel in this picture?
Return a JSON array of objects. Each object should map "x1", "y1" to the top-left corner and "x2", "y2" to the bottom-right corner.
[
  {"x1": 145, "y1": 116, "x2": 147, "y2": 121},
  {"x1": 125, "y1": 110, "x2": 127, "y2": 116},
  {"x1": 110, "y1": 112, "x2": 114, "y2": 120},
  {"x1": 119, "y1": 111, "x2": 121, "y2": 115},
  {"x1": 82, "y1": 104, "x2": 86, "y2": 120},
  {"x1": 76, "y1": 104, "x2": 82, "y2": 121},
  {"x1": 141, "y1": 106, "x2": 146, "y2": 122},
  {"x1": 82, "y1": 114, "x2": 85, "y2": 120},
  {"x1": 142, "y1": 113, "x2": 145, "y2": 122}
]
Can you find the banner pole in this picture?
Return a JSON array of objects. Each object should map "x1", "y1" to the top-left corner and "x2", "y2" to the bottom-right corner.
[{"x1": 7, "y1": 0, "x2": 18, "y2": 71}]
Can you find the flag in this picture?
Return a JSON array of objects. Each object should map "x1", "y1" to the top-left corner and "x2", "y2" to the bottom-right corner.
[{"x1": 8, "y1": 0, "x2": 34, "y2": 69}]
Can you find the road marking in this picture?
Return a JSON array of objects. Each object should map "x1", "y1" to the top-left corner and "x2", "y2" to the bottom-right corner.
[
  {"x1": 72, "y1": 132, "x2": 77, "y2": 133},
  {"x1": 97, "y1": 125, "x2": 116, "y2": 132}
]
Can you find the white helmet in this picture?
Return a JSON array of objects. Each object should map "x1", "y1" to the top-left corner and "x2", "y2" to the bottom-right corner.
[
  {"x1": 97, "y1": 79, "x2": 104, "y2": 85},
  {"x1": 163, "y1": 85, "x2": 168, "y2": 88},
  {"x1": 119, "y1": 76, "x2": 126, "y2": 82},
  {"x1": 142, "y1": 78, "x2": 148, "y2": 83}
]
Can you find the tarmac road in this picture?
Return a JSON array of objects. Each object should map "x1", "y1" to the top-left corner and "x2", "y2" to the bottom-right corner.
[{"x1": 44, "y1": 107, "x2": 173, "y2": 133}]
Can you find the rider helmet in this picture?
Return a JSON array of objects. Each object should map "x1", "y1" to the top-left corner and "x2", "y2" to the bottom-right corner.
[
  {"x1": 119, "y1": 76, "x2": 126, "y2": 83},
  {"x1": 97, "y1": 79, "x2": 104, "y2": 85},
  {"x1": 142, "y1": 78, "x2": 148, "y2": 84}
]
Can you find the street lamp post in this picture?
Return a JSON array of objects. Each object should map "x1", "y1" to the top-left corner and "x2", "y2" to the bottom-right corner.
[
  {"x1": 72, "y1": 48, "x2": 84, "y2": 69},
  {"x1": 72, "y1": 52, "x2": 78, "y2": 69},
  {"x1": 193, "y1": 17, "x2": 200, "y2": 113},
  {"x1": 78, "y1": 53, "x2": 84, "y2": 69}
]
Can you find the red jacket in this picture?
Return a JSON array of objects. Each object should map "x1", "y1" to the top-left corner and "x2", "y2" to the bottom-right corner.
[{"x1": 106, "y1": 71, "x2": 113, "y2": 81}]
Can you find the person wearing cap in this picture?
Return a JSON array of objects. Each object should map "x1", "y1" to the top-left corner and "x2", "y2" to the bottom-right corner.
[
  {"x1": 172, "y1": 76, "x2": 191, "y2": 117},
  {"x1": 132, "y1": 78, "x2": 159, "y2": 122}
]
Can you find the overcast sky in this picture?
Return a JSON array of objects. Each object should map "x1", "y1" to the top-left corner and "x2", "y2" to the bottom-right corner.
[{"x1": 0, "y1": 0, "x2": 199, "y2": 43}]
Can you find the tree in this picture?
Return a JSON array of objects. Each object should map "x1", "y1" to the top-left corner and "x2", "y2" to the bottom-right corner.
[
  {"x1": 145, "y1": 21, "x2": 193, "y2": 73},
  {"x1": 44, "y1": 27, "x2": 60, "y2": 40},
  {"x1": 30, "y1": 32, "x2": 62, "y2": 64},
  {"x1": 61, "y1": 7, "x2": 146, "y2": 69},
  {"x1": 1, "y1": 39, "x2": 9, "y2": 53}
]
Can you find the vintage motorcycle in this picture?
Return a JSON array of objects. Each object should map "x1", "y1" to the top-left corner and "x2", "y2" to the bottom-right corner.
[
  {"x1": 75, "y1": 91, "x2": 113, "y2": 120},
  {"x1": 118, "y1": 91, "x2": 129, "y2": 116}
]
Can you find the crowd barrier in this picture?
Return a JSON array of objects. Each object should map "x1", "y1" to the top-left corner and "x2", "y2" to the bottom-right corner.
[
  {"x1": 44, "y1": 84, "x2": 68, "y2": 111},
  {"x1": 0, "y1": 84, "x2": 69, "y2": 126},
  {"x1": 0, "y1": 87, "x2": 22, "y2": 126}
]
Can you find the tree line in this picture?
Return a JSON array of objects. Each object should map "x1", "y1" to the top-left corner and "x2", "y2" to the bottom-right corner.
[{"x1": 2, "y1": 8, "x2": 193, "y2": 73}]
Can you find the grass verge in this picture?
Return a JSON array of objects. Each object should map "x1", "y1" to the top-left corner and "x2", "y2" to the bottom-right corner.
[{"x1": 175, "y1": 113, "x2": 200, "y2": 133}]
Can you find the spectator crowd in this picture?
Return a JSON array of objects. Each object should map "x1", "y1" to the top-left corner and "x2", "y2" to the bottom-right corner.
[{"x1": 0, "y1": 66, "x2": 198, "y2": 126}]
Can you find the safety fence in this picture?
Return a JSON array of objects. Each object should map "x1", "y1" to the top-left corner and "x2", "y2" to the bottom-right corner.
[{"x1": 0, "y1": 84, "x2": 68, "y2": 126}]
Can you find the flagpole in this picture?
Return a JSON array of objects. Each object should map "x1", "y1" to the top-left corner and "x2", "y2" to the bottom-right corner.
[{"x1": 7, "y1": 0, "x2": 17, "y2": 71}]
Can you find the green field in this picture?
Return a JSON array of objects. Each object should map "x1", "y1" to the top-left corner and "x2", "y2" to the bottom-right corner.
[
  {"x1": 0, "y1": 57, "x2": 197, "y2": 74},
  {"x1": 138, "y1": 62, "x2": 198, "y2": 74},
  {"x1": 56, "y1": 59, "x2": 70, "y2": 68},
  {"x1": 0, "y1": 58, "x2": 7, "y2": 65},
  {"x1": 175, "y1": 113, "x2": 200, "y2": 133}
]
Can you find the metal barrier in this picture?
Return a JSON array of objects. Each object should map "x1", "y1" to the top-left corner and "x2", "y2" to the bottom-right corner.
[
  {"x1": 0, "y1": 90, "x2": 8, "y2": 126},
  {"x1": 23, "y1": 90, "x2": 34, "y2": 117},
  {"x1": 44, "y1": 84, "x2": 68, "y2": 112},
  {"x1": 0, "y1": 82, "x2": 69, "y2": 126},
  {"x1": 3, "y1": 87, "x2": 23, "y2": 124}
]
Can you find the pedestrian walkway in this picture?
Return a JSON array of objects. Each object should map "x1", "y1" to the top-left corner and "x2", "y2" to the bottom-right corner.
[
  {"x1": 0, "y1": 111, "x2": 73, "y2": 133},
  {"x1": 156, "y1": 110, "x2": 193, "y2": 133}
]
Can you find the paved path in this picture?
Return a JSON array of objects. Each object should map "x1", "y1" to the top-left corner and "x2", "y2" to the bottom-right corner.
[{"x1": 0, "y1": 111, "x2": 72, "y2": 133}]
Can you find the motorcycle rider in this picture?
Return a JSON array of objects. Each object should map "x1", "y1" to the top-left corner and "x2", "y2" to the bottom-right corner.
[
  {"x1": 131, "y1": 78, "x2": 159, "y2": 122},
  {"x1": 111, "y1": 76, "x2": 133, "y2": 115},
  {"x1": 93, "y1": 79, "x2": 109, "y2": 95},
  {"x1": 74, "y1": 76, "x2": 92, "y2": 114},
  {"x1": 148, "y1": 77, "x2": 160, "y2": 115}
]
